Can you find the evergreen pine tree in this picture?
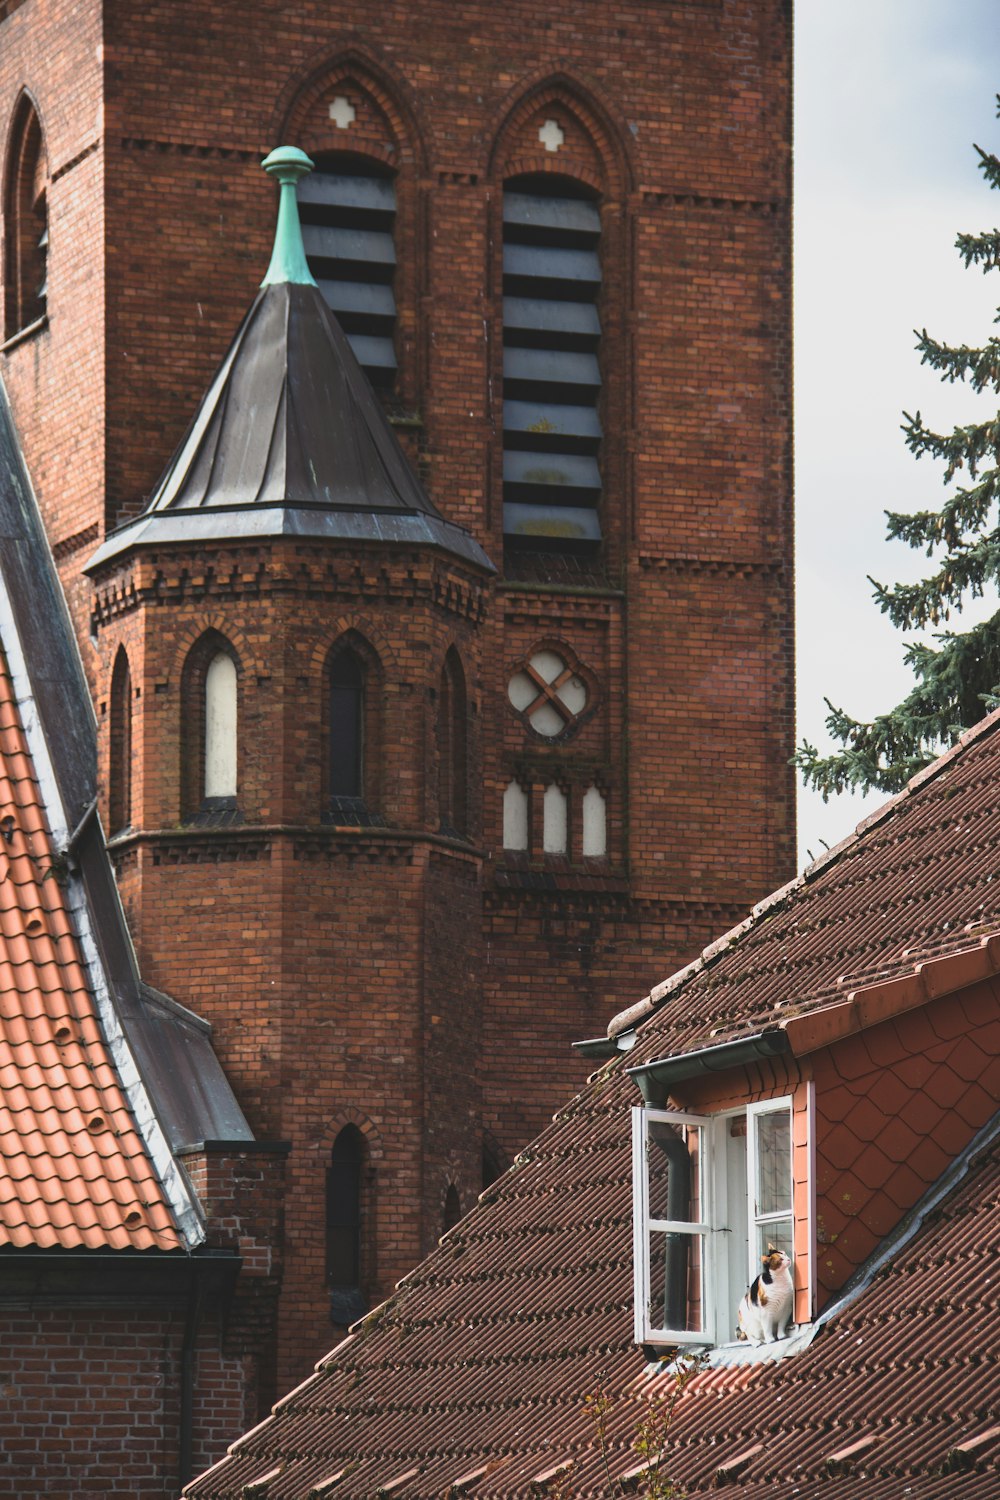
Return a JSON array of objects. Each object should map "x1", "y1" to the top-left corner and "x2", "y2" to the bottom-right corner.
[{"x1": 795, "y1": 101, "x2": 1000, "y2": 798}]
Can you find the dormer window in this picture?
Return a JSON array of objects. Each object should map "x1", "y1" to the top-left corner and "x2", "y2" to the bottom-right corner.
[{"x1": 631, "y1": 1097, "x2": 797, "y2": 1350}]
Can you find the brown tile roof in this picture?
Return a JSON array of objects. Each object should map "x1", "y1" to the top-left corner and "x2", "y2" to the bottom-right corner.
[
  {"x1": 184, "y1": 712, "x2": 1000, "y2": 1499},
  {"x1": 617, "y1": 707, "x2": 1000, "y2": 1070},
  {"x1": 184, "y1": 1072, "x2": 1000, "y2": 1498},
  {"x1": 0, "y1": 648, "x2": 181, "y2": 1252}
]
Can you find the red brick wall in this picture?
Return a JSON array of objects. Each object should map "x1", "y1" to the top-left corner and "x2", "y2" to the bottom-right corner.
[
  {"x1": 0, "y1": 1302, "x2": 252, "y2": 1499},
  {"x1": 0, "y1": 0, "x2": 104, "y2": 673}
]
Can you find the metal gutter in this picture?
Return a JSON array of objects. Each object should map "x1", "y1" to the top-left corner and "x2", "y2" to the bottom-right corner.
[{"x1": 626, "y1": 1030, "x2": 790, "y2": 1105}]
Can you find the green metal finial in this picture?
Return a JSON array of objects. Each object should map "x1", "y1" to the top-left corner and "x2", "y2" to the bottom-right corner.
[{"x1": 261, "y1": 146, "x2": 317, "y2": 288}]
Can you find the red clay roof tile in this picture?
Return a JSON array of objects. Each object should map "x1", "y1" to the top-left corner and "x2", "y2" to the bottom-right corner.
[{"x1": 0, "y1": 651, "x2": 180, "y2": 1253}]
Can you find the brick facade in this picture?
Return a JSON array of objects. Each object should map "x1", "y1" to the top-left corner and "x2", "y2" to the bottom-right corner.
[{"x1": 0, "y1": 0, "x2": 795, "y2": 1458}]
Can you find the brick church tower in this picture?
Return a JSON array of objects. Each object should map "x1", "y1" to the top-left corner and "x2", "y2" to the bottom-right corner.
[{"x1": 0, "y1": 0, "x2": 794, "y2": 1398}]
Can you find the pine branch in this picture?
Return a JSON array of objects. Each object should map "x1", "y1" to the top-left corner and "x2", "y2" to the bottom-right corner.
[
  {"x1": 900, "y1": 410, "x2": 1000, "y2": 482},
  {"x1": 871, "y1": 528, "x2": 1000, "y2": 629},
  {"x1": 794, "y1": 612, "x2": 1000, "y2": 799},
  {"x1": 913, "y1": 331, "x2": 1000, "y2": 393}
]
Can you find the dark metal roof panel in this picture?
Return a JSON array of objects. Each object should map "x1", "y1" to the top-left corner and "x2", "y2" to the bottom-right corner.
[
  {"x1": 130, "y1": 986, "x2": 252, "y2": 1152},
  {"x1": 88, "y1": 503, "x2": 494, "y2": 573},
  {"x1": 86, "y1": 282, "x2": 491, "y2": 573}
]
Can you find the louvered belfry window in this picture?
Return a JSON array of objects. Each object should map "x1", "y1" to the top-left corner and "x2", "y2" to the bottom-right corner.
[
  {"x1": 298, "y1": 156, "x2": 398, "y2": 391},
  {"x1": 502, "y1": 175, "x2": 602, "y2": 552}
]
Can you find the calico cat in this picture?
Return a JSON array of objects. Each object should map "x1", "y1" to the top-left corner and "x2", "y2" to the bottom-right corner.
[{"x1": 736, "y1": 1246, "x2": 793, "y2": 1345}]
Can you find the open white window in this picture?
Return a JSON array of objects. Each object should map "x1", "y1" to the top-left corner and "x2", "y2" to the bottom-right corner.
[{"x1": 632, "y1": 1097, "x2": 793, "y2": 1348}]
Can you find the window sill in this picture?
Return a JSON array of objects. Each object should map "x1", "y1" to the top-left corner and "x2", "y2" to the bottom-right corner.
[
  {"x1": 1, "y1": 314, "x2": 48, "y2": 354},
  {"x1": 642, "y1": 1325, "x2": 813, "y2": 1375}
]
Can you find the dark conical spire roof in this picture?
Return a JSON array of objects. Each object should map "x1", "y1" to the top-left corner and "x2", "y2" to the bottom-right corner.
[{"x1": 89, "y1": 148, "x2": 493, "y2": 574}]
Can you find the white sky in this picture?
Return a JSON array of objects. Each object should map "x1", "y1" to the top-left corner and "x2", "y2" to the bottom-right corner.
[{"x1": 794, "y1": 0, "x2": 1000, "y2": 864}]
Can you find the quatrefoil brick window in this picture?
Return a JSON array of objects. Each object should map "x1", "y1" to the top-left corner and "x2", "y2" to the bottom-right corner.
[{"x1": 507, "y1": 649, "x2": 588, "y2": 738}]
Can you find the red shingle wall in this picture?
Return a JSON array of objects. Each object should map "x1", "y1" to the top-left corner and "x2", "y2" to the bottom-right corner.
[
  {"x1": 812, "y1": 977, "x2": 1000, "y2": 1303},
  {"x1": 0, "y1": 1304, "x2": 252, "y2": 1499}
]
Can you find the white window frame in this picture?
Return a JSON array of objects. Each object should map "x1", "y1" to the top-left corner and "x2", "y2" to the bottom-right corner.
[{"x1": 632, "y1": 1096, "x2": 794, "y2": 1349}]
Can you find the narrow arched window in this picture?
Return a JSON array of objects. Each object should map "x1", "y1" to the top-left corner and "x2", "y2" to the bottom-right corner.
[
  {"x1": 582, "y1": 783, "x2": 607, "y2": 858},
  {"x1": 501, "y1": 174, "x2": 602, "y2": 557},
  {"x1": 502, "y1": 779, "x2": 529, "y2": 852},
  {"x1": 204, "y1": 652, "x2": 238, "y2": 801},
  {"x1": 3, "y1": 95, "x2": 48, "y2": 339},
  {"x1": 299, "y1": 154, "x2": 398, "y2": 391},
  {"x1": 442, "y1": 1184, "x2": 461, "y2": 1236},
  {"x1": 437, "y1": 649, "x2": 468, "y2": 836},
  {"x1": 326, "y1": 1125, "x2": 367, "y2": 1324},
  {"x1": 109, "y1": 648, "x2": 132, "y2": 834},
  {"x1": 329, "y1": 649, "x2": 364, "y2": 801},
  {"x1": 543, "y1": 782, "x2": 568, "y2": 855}
]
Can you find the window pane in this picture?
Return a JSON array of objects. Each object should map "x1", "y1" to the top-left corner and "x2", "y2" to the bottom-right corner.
[
  {"x1": 755, "y1": 1108, "x2": 791, "y2": 1217},
  {"x1": 649, "y1": 1228, "x2": 705, "y2": 1336},
  {"x1": 646, "y1": 1119, "x2": 700, "y2": 1224},
  {"x1": 755, "y1": 1217, "x2": 793, "y2": 1266}
]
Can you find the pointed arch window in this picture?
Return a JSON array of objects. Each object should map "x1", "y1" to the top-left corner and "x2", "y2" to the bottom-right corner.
[
  {"x1": 3, "y1": 95, "x2": 48, "y2": 339},
  {"x1": 501, "y1": 174, "x2": 602, "y2": 555},
  {"x1": 181, "y1": 632, "x2": 240, "y2": 822},
  {"x1": 438, "y1": 649, "x2": 468, "y2": 837},
  {"x1": 326, "y1": 1125, "x2": 368, "y2": 1325},
  {"x1": 442, "y1": 1184, "x2": 462, "y2": 1236},
  {"x1": 109, "y1": 648, "x2": 132, "y2": 834},
  {"x1": 329, "y1": 648, "x2": 365, "y2": 802},
  {"x1": 204, "y1": 652, "x2": 238, "y2": 801},
  {"x1": 299, "y1": 154, "x2": 398, "y2": 390}
]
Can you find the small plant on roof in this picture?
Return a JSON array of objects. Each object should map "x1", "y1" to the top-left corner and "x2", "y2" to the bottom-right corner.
[{"x1": 573, "y1": 1354, "x2": 705, "y2": 1498}]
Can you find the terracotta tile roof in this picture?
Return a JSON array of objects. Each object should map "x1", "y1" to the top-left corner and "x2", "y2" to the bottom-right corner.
[
  {"x1": 617, "y1": 707, "x2": 1000, "y2": 1069},
  {"x1": 0, "y1": 648, "x2": 181, "y2": 1252},
  {"x1": 184, "y1": 1072, "x2": 1000, "y2": 1498}
]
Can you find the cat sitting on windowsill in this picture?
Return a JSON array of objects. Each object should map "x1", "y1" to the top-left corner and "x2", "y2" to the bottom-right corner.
[{"x1": 736, "y1": 1246, "x2": 794, "y2": 1346}]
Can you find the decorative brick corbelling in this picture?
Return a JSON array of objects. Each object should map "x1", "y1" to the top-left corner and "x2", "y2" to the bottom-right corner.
[{"x1": 90, "y1": 547, "x2": 490, "y2": 627}]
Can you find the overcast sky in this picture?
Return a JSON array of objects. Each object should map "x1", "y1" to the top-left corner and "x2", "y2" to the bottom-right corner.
[{"x1": 794, "y1": 0, "x2": 1000, "y2": 864}]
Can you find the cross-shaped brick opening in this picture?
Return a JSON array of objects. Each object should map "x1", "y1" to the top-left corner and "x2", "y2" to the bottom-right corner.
[{"x1": 329, "y1": 95, "x2": 357, "y2": 130}]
